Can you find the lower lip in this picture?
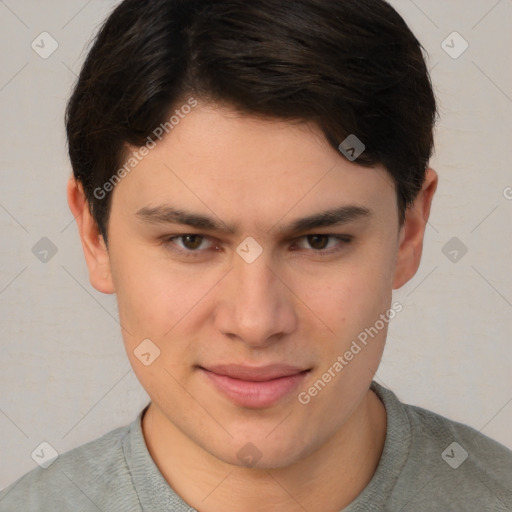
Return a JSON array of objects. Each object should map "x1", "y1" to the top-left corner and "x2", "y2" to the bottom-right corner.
[{"x1": 200, "y1": 368, "x2": 309, "y2": 408}]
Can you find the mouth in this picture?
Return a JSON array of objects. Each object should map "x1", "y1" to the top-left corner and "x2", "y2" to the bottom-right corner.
[{"x1": 197, "y1": 364, "x2": 311, "y2": 408}]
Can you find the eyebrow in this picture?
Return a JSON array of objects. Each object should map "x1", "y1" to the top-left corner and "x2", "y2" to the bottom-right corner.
[{"x1": 135, "y1": 204, "x2": 373, "y2": 235}]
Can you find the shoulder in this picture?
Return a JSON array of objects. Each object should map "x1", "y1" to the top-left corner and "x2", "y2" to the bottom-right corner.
[
  {"x1": 370, "y1": 382, "x2": 512, "y2": 509},
  {"x1": 406, "y1": 400, "x2": 512, "y2": 475},
  {"x1": 0, "y1": 420, "x2": 142, "y2": 512},
  {"x1": 399, "y1": 398, "x2": 512, "y2": 508}
]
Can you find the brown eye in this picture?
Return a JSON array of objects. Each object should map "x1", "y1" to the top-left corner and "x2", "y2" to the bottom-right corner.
[
  {"x1": 306, "y1": 235, "x2": 330, "y2": 250},
  {"x1": 162, "y1": 234, "x2": 214, "y2": 255},
  {"x1": 292, "y1": 235, "x2": 352, "y2": 255},
  {"x1": 180, "y1": 235, "x2": 205, "y2": 250}
]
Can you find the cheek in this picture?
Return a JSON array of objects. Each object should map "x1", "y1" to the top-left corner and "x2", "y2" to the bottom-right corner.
[
  {"x1": 298, "y1": 249, "x2": 395, "y2": 342},
  {"x1": 111, "y1": 226, "x2": 397, "y2": 352},
  {"x1": 111, "y1": 248, "x2": 225, "y2": 379},
  {"x1": 110, "y1": 247, "x2": 184, "y2": 355},
  {"x1": 112, "y1": 257, "x2": 196, "y2": 398},
  {"x1": 112, "y1": 244, "x2": 194, "y2": 329},
  {"x1": 115, "y1": 272, "x2": 168, "y2": 335},
  {"x1": 295, "y1": 257, "x2": 394, "y2": 421}
]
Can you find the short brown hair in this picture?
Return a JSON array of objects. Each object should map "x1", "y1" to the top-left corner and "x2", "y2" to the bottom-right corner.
[{"x1": 66, "y1": 0, "x2": 438, "y2": 245}]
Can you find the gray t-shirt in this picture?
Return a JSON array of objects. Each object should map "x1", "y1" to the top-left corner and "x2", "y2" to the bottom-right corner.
[{"x1": 1, "y1": 382, "x2": 511, "y2": 511}]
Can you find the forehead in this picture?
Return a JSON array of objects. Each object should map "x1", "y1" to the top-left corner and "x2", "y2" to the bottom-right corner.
[{"x1": 111, "y1": 103, "x2": 396, "y2": 228}]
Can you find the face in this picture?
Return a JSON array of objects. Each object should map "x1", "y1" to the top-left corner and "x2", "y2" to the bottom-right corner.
[{"x1": 71, "y1": 102, "x2": 432, "y2": 469}]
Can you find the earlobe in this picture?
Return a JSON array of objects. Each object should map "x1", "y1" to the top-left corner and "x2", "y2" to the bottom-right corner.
[
  {"x1": 392, "y1": 168, "x2": 438, "y2": 289},
  {"x1": 66, "y1": 176, "x2": 116, "y2": 294}
]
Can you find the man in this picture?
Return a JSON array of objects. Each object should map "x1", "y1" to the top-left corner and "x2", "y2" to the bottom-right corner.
[{"x1": 1, "y1": 0, "x2": 511, "y2": 510}]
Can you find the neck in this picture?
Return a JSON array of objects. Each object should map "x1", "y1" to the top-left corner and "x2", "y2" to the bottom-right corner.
[{"x1": 142, "y1": 389, "x2": 386, "y2": 512}]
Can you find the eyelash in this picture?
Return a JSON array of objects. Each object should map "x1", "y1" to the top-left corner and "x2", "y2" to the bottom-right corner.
[{"x1": 161, "y1": 234, "x2": 353, "y2": 258}]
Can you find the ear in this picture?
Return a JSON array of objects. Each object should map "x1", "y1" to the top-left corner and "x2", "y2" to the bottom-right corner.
[
  {"x1": 393, "y1": 168, "x2": 438, "y2": 289},
  {"x1": 66, "y1": 176, "x2": 115, "y2": 294}
]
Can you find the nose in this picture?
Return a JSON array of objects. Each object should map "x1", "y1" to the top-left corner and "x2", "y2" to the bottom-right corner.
[{"x1": 213, "y1": 247, "x2": 298, "y2": 348}]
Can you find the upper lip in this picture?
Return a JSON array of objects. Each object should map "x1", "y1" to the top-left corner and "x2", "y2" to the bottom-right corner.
[{"x1": 200, "y1": 364, "x2": 310, "y2": 382}]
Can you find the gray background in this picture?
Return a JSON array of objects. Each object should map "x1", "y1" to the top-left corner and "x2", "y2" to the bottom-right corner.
[{"x1": 1, "y1": 0, "x2": 511, "y2": 490}]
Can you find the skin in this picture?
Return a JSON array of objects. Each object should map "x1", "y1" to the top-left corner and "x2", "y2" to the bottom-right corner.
[{"x1": 67, "y1": 102, "x2": 437, "y2": 512}]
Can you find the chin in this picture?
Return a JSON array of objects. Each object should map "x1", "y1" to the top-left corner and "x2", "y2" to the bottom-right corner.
[{"x1": 205, "y1": 432, "x2": 315, "y2": 471}]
